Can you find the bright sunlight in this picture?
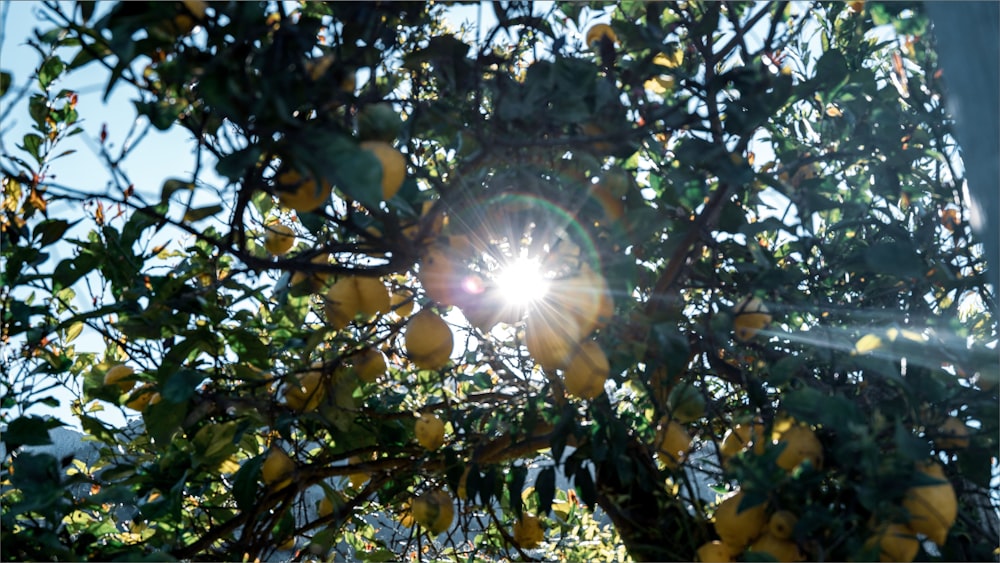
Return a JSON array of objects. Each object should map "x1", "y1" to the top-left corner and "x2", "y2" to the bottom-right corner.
[{"x1": 494, "y1": 257, "x2": 551, "y2": 305}]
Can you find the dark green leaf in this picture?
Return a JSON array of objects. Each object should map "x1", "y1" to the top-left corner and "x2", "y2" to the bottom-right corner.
[
  {"x1": 34, "y1": 219, "x2": 73, "y2": 247},
  {"x1": 815, "y1": 49, "x2": 847, "y2": 79},
  {"x1": 893, "y1": 421, "x2": 929, "y2": 462},
  {"x1": 535, "y1": 467, "x2": 556, "y2": 515},
  {"x1": 162, "y1": 368, "x2": 204, "y2": 404},
  {"x1": 29, "y1": 94, "x2": 48, "y2": 128},
  {"x1": 144, "y1": 398, "x2": 187, "y2": 443},
  {"x1": 160, "y1": 178, "x2": 195, "y2": 203},
  {"x1": 80, "y1": 413, "x2": 118, "y2": 444},
  {"x1": 767, "y1": 356, "x2": 805, "y2": 386},
  {"x1": 233, "y1": 455, "x2": 263, "y2": 511},
  {"x1": 216, "y1": 146, "x2": 263, "y2": 181},
  {"x1": 77, "y1": 1, "x2": 96, "y2": 23},
  {"x1": 508, "y1": 465, "x2": 527, "y2": 518},
  {"x1": 574, "y1": 464, "x2": 598, "y2": 508},
  {"x1": 0, "y1": 71, "x2": 11, "y2": 97},
  {"x1": 862, "y1": 241, "x2": 924, "y2": 278},
  {"x1": 4, "y1": 415, "x2": 62, "y2": 449},
  {"x1": 10, "y1": 452, "x2": 61, "y2": 493},
  {"x1": 327, "y1": 146, "x2": 384, "y2": 210}
]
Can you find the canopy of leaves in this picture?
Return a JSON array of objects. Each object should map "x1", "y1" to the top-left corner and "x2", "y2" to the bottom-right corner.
[{"x1": 1, "y1": 1, "x2": 997, "y2": 561}]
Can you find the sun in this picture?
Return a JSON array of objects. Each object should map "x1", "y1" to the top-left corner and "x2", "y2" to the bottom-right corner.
[{"x1": 495, "y1": 257, "x2": 550, "y2": 306}]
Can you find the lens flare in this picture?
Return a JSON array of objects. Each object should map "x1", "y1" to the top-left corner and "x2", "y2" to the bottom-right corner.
[{"x1": 495, "y1": 257, "x2": 550, "y2": 306}]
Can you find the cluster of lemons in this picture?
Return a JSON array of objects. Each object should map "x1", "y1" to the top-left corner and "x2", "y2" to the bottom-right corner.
[
  {"x1": 690, "y1": 414, "x2": 960, "y2": 562},
  {"x1": 694, "y1": 418, "x2": 821, "y2": 562}
]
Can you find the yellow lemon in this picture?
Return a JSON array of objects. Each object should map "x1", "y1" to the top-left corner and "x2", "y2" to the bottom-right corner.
[
  {"x1": 713, "y1": 490, "x2": 767, "y2": 550},
  {"x1": 124, "y1": 384, "x2": 157, "y2": 412},
  {"x1": 748, "y1": 533, "x2": 804, "y2": 562},
  {"x1": 525, "y1": 309, "x2": 584, "y2": 372},
  {"x1": 864, "y1": 523, "x2": 919, "y2": 562},
  {"x1": 512, "y1": 514, "x2": 545, "y2": 549},
  {"x1": 696, "y1": 540, "x2": 735, "y2": 562},
  {"x1": 720, "y1": 422, "x2": 766, "y2": 458},
  {"x1": 457, "y1": 466, "x2": 471, "y2": 500},
  {"x1": 404, "y1": 310, "x2": 453, "y2": 370},
  {"x1": 546, "y1": 266, "x2": 606, "y2": 336},
  {"x1": 275, "y1": 169, "x2": 332, "y2": 213},
  {"x1": 359, "y1": 141, "x2": 406, "y2": 200},
  {"x1": 773, "y1": 423, "x2": 823, "y2": 472},
  {"x1": 390, "y1": 287, "x2": 416, "y2": 317},
  {"x1": 262, "y1": 448, "x2": 295, "y2": 490},
  {"x1": 156, "y1": 0, "x2": 207, "y2": 37},
  {"x1": 768, "y1": 510, "x2": 798, "y2": 540},
  {"x1": 354, "y1": 347, "x2": 387, "y2": 383},
  {"x1": 733, "y1": 296, "x2": 772, "y2": 341},
  {"x1": 562, "y1": 340, "x2": 610, "y2": 400},
  {"x1": 264, "y1": 223, "x2": 296, "y2": 256},
  {"x1": 283, "y1": 367, "x2": 325, "y2": 412},
  {"x1": 417, "y1": 248, "x2": 461, "y2": 306},
  {"x1": 289, "y1": 253, "x2": 332, "y2": 293},
  {"x1": 902, "y1": 461, "x2": 956, "y2": 545},
  {"x1": 324, "y1": 277, "x2": 361, "y2": 330},
  {"x1": 585, "y1": 23, "x2": 618, "y2": 49},
  {"x1": 645, "y1": 75, "x2": 676, "y2": 95},
  {"x1": 655, "y1": 419, "x2": 692, "y2": 469},
  {"x1": 655, "y1": 43, "x2": 684, "y2": 69},
  {"x1": 415, "y1": 412, "x2": 446, "y2": 451},
  {"x1": 318, "y1": 496, "x2": 334, "y2": 518},
  {"x1": 347, "y1": 455, "x2": 368, "y2": 489},
  {"x1": 410, "y1": 489, "x2": 453, "y2": 535},
  {"x1": 934, "y1": 416, "x2": 970, "y2": 450},
  {"x1": 323, "y1": 275, "x2": 388, "y2": 329},
  {"x1": 103, "y1": 364, "x2": 135, "y2": 393},
  {"x1": 354, "y1": 276, "x2": 391, "y2": 318}
]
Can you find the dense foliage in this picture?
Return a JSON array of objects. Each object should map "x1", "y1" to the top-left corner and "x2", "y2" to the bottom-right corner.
[{"x1": 2, "y1": 1, "x2": 997, "y2": 561}]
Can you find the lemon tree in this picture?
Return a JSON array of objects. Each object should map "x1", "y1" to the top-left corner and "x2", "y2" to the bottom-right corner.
[{"x1": 1, "y1": 2, "x2": 997, "y2": 562}]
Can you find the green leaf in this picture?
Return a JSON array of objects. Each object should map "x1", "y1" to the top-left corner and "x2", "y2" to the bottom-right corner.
[
  {"x1": 401, "y1": 34, "x2": 471, "y2": 72},
  {"x1": 535, "y1": 467, "x2": 556, "y2": 515},
  {"x1": 767, "y1": 356, "x2": 805, "y2": 386},
  {"x1": 893, "y1": 421, "x2": 929, "y2": 462},
  {"x1": 0, "y1": 71, "x2": 11, "y2": 97},
  {"x1": 574, "y1": 464, "x2": 598, "y2": 508},
  {"x1": 64, "y1": 321, "x2": 84, "y2": 344},
  {"x1": 160, "y1": 178, "x2": 195, "y2": 203},
  {"x1": 4, "y1": 415, "x2": 63, "y2": 449},
  {"x1": 38, "y1": 56, "x2": 66, "y2": 90},
  {"x1": 162, "y1": 368, "x2": 205, "y2": 404},
  {"x1": 19, "y1": 133, "x2": 43, "y2": 163},
  {"x1": 10, "y1": 452, "x2": 61, "y2": 494},
  {"x1": 80, "y1": 413, "x2": 118, "y2": 444},
  {"x1": 327, "y1": 146, "x2": 384, "y2": 210},
  {"x1": 29, "y1": 94, "x2": 48, "y2": 127},
  {"x1": 216, "y1": 146, "x2": 263, "y2": 181},
  {"x1": 862, "y1": 241, "x2": 924, "y2": 278},
  {"x1": 233, "y1": 455, "x2": 264, "y2": 511},
  {"x1": 508, "y1": 464, "x2": 527, "y2": 518},
  {"x1": 813, "y1": 49, "x2": 849, "y2": 91},
  {"x1": 183, "y1": 204, "x2": 224, "y2": 223},
  {"x1": 33, "y1": 219, "x2": 73, "y2": 247},
  {"x1": 77, "y1": 1, "x2": 96, "y2": 23},
  {"x1": 144, "y1": 398, "x2": 187, "y2": 443}
]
